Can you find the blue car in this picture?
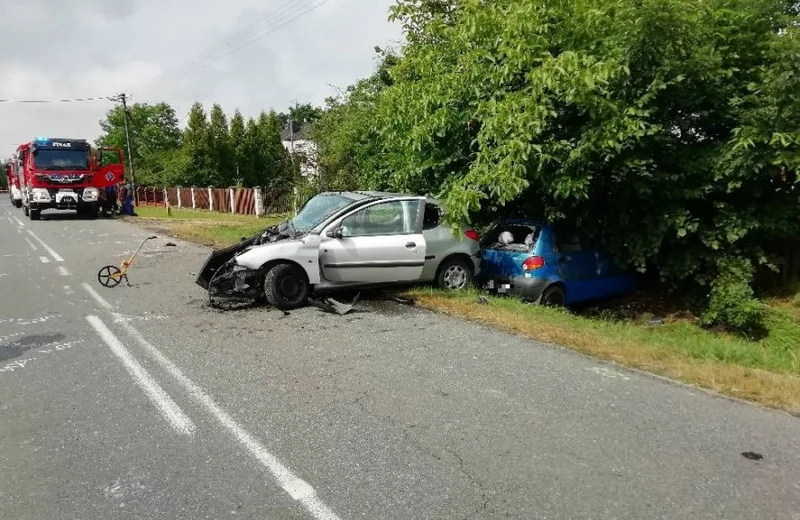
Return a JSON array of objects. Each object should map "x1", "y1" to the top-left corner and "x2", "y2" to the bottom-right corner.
[{"x1": 477, "y1": 219, "x2": 636, "y2": 306}]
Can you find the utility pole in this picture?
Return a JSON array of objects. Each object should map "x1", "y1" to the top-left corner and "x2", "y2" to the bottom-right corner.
[{"x1": 112, "y1": 93, "x2": 137, "y2": 205}]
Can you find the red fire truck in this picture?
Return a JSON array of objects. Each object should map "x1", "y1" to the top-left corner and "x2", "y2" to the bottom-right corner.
[
  {"x1": 16, "y1": 137, "x2": 125, "y2": 220},
  {"x1": 5, "y1": 160, "x2": 22, "y2": 207}
]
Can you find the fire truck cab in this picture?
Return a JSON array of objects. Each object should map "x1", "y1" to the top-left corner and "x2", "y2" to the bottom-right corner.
[{"x1": 17, "y1": 137, "x2": 124, "y2": 220}]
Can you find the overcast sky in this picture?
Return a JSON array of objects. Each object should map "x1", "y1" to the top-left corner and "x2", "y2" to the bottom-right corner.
[{"x1": 0, "y1": 0, "x2": 402, "y2": 156}]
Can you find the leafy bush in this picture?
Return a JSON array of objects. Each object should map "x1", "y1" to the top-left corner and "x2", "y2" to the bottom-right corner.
[{"x1": 702, "y1": 257, "x2": 765, "y2": 334}]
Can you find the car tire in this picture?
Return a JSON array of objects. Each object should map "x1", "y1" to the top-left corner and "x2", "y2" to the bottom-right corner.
[
  {"x1": 540, "y1": 285, "x2": 566, "y2": 307},
  {"x1": 436, "y1": 256, "x2": 473, "y2": 291},
  {"x1": 263, "y1": 263, "x2": 310, "y2": 310}
]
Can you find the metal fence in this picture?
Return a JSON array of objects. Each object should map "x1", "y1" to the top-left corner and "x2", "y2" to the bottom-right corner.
[{"x1": 136, "y1": 186, "x2": 293, "y2": 216}]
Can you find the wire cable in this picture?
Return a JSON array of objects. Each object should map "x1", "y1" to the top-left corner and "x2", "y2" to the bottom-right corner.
[
  {"x1": 0, "y1": 96, "x2": 113, "y2": 104},
  {"x1": 135, "y1": 0, "x2": 335, "y2": 94}
]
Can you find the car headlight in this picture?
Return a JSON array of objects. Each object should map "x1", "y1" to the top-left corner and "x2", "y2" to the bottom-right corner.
[
  {"x1": 82, "y1": 187, "x2": 98, "y2": 201},
  {"x1": 32, "y1": 188, "x2": 51, "y2": 202}
]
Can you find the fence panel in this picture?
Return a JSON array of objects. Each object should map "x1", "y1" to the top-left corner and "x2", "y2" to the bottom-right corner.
[
  {"x1": 234, "y1": 188, "x2": 255, "y2": 215},
  {"x1": 213, "y1": 188, "x2": 230, "y2": 213},
  {"x1": 179, "y1": 188, "x2": 192, "y2": 208},
  {"x1": 165, "y1": 188, "x2": 178, "y2": 207},
  {"x1": 195, "y1": 188, "x2": 210, "y2": 210}
]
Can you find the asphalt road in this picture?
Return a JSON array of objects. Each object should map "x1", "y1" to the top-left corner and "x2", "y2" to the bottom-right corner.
[{"x1": 1, "y1": 199, "x2": 799, "y2": 520}]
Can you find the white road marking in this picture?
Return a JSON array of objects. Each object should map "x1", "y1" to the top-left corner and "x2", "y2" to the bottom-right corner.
[
  {"x1": 81, "y1": 283, "x2": 340, "y2": 520},
  {"x1": 12, "y1": 215, "x2": 24, "y2": 226},
  {"x1": 39, "y1": 256, "x2": 50, "y2": 264},
  {"x1": 24, "y1": 237, "x2": 38, "y2": 251},
  {"x1": 86, "y1": 315, "x2": 195, "y2": 437},
  {"x1": 57, "y1": 266, "x2": 71, "y2": 276},
  {"x1": 587, "y1": 366, "x2": 631, "y2": 381},
  {"x1": 27, "y1": 230, "x2": 64, "y2": 262}
]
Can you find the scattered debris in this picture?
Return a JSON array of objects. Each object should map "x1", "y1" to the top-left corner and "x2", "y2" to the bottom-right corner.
[
  {"x1": 390, "y1": 295, "x2": 416, "y2": 306},
  {"x1": 281, "y1": 310, "x2": 291, "y2": 318},
  {"x1": 477, "y1": 295, "x2": 489, "y2": 305},
  {"x1": 647, "y1": 317, "x2": 664, "y2": 326},
  {"x1": 165, "y1": 242, "x2": 177, "y2": 247},
  {"x1": 309, "y1": 293, "x2": 361, "y2": 315},
  {"x1": 741, "y1": 451, "x2": 764, "y2": 461}
]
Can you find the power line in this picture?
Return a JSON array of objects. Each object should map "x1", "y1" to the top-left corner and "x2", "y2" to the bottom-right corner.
[
  {"x1": 135, "y1": 0, "x2": 335, "y2": 94},
  {"x1": 0, "y1": 96, "x2": 113, "y2": 104}
]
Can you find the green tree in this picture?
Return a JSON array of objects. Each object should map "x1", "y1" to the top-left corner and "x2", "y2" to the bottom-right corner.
[
  {"x1": 182, "y1": 102, "x2": 214, "y2": 186},
  {"x1": 208, "y1": 104, "x2": 234, "y2": 186},
  {"x1": 255, "y1": 110, "x2": 292, "y2": 189},
  {"x1": 310, "y1": 47, "x2": 399, "y2": 190},
  {"x1": 278, "y1": 102, "x2": 323, "y2": 130},
  {"x1": 229, "y1": 110, "x2": 246, "y2": 185},
  {"x1": 370, "y1": 0, "x2": 800, "y2": 331},
  {"x1": 96, "y1": 102, "x2": 182, "y2": 186}
]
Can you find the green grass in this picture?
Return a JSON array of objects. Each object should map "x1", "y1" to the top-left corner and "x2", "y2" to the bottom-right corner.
[{"x1": 128, "y1": 206, "x2": 288, "y2": 248}]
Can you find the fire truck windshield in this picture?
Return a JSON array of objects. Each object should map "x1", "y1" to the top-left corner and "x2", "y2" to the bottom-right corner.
[{"x1": 32, "y1": 149, "x2": 90, "y2": 171}]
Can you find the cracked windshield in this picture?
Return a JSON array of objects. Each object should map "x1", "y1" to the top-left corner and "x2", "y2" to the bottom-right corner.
[{"x1": 1, "y1": 1, "x2": 798, "y2": 519}]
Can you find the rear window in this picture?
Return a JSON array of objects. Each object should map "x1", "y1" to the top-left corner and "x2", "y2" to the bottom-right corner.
[{"x1": 482, "y1": 224, "x2": 539, "y2": 252}]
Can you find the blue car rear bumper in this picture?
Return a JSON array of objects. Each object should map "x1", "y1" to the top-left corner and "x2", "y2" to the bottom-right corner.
[{"x1": 482, "y1": 275, "x2": 549, "y2": 302}]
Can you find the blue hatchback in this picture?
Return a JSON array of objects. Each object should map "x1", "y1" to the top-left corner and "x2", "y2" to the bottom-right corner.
[{"x1": 477, "y1": 219, "x2": 636, "y2": 306}]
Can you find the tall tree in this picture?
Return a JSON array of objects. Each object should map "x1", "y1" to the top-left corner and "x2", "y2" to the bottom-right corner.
[
  {"x1": 208, "y1": 104, "x2": 234, "y2": 186},
  {"x1": 256, "y1": 110, "x2": 292, "y2": 189},
  {"x1": 229, "y1": 109, "x2": 246, "y2": 185},
  {"x1": 182, "y1": 103, "x2": 214, "y2": 186}
]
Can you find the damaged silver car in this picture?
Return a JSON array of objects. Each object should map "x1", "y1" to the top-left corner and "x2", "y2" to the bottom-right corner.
[{"x1": 196, "y1": 191, "x2": 481, "y2": 310}]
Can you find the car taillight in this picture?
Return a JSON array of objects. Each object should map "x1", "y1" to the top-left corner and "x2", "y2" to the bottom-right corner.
[
  {"x1": 522, "y1": 256, "x2": 545, "y2": 271},
  {"x1": 465, "y1": 229, "x2": 480, "y2": 241}
]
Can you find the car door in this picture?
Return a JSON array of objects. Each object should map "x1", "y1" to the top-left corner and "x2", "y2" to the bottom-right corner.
[
  {"x1": 552, "y1": 227, "x2": 598, "y2": 304},
  {"x1": 319, "y1": 198, "x2": 427, "y2": 284},
  {"x1": 96, "y1": 147, "x2": 125, "y2": 187}
]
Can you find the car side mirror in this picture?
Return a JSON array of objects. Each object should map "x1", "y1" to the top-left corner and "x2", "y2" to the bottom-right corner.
[{"x1": 327, "y1": 227, "x2": 344, "y2": 239}]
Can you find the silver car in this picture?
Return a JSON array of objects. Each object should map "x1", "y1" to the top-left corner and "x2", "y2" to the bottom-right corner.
[{"x1": 196, "y1": 191, "x2": 481, "y2": 310}]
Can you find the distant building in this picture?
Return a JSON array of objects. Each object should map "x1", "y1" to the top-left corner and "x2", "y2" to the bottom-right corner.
[{"x1": 281, "y1": 125, "x2": 318, "y2": 179}]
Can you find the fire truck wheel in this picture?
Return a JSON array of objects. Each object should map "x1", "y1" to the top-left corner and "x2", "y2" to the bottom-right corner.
[
  {"x1": 14, "y1": 200, "x2": 22, "y2": 208},
  {"x1": 29, "y1": 209, "x2": 41, "y2": 221}
]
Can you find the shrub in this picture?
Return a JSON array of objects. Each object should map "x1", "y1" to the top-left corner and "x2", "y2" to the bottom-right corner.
[{"x1": 702, "y1": 257, "x2": 765, "y2": 334}]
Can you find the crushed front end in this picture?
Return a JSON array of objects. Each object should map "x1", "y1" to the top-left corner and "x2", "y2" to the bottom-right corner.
[{"x1": 195, "y1": 221, "x2": 299, "y2": 308}]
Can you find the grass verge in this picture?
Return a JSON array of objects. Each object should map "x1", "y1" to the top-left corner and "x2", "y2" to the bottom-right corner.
[
  {"x1": 126, "y1": 207, "x2": 800, "y2": 414},
  {"x1": 126, "y1": 206, "x2": 288, "y2": 248}
]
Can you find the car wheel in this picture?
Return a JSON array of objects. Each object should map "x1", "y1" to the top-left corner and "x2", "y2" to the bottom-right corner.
[
  {"x1": 540, "y1": 285, "x2": 566, "y2": 307},
  {"x1": 436, "y1": 257, "x2": 473, "y2": 291},
  {"x1": 263, "y1": 263, "x2": 310, "y2": 310}
]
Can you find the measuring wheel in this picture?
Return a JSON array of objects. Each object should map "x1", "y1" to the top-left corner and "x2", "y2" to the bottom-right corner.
[{"x1": 97, "y1": 265, "x2": 123, "y2": 288}]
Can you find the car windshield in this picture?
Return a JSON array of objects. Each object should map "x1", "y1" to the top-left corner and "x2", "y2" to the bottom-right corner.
[
  {"x1": 290, "y1": 193, "x2": 356, "y2": 231},
  {"x1": 33, "y1": 149, "x2": 90, "y2": 171}
]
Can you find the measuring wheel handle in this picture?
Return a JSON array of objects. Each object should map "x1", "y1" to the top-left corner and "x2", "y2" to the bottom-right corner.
[{"x1": 97, "y1": 265, "x2": 123, "y2": 288}]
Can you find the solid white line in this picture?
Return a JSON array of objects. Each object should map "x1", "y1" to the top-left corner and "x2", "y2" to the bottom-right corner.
[
  {"x1": 86, "y1": 315, "x2": 195, "y2": 436},
  {"x1": 23, "y1": 237, "x2": 38, "y2": 251},
  {"x1": 27, "y1": 230, "x2": 64, "y2": 262},
  {"x1": 81, "y1": 283, "x2": 339, "y2": 520},
  {"x1": 57, "y1": 266, "x2": 71, "y2": 276},
  {"x1": 13, "y1": 215, "x2": 24, "y2": 226},
  {"x1": 39, "y1": 256, "x2": 50, "y2": 264}
]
